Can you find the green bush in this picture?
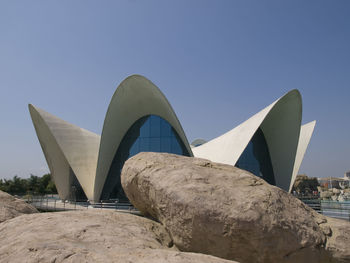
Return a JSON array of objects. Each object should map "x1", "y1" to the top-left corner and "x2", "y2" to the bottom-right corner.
[{"x1": 0, "y1": 174, "x2": 57, "y2": 196}]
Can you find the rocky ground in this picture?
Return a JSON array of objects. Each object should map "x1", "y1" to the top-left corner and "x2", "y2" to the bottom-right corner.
[
  {"x1": 0, "y1": 190, "x2": 38, "y2": 223},
  {"x1": 0, "y1": 152, "x2": 349, "y2": 263},
  {"x1": 320, "y1": 187, "x2": 350, "y2": 201},
  {"x1": 0, "y1": 210, "x2": 235, "y2": 263}
]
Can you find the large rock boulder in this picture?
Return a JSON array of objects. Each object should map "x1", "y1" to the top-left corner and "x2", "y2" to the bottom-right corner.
[
  {"x1": 0, "y1": 210, "x2": 236, "y2": 263},
  {"x1": 0, "y1": 190, "x2": 38, "y2": 223},
  {"x1": 122, "y1": 152, "x2": 350, "y2": 263}
]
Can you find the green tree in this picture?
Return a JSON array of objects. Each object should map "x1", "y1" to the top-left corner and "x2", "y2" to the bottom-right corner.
[
  {"x1": 27, "y1": 175, "x2": 41, "y2": 194},
  {"x1": 0, "y1": 176, "x2": 27, "y2": 195},
  {"x1": 46, "y1": 179, "x2": 57, "y2": 194},
  {"x1": 292, "y1": 174, "x2": 319, "y2": 194},
  {"x1": 0, "y1": 173, "x2": 57, "y2": 196},
  {"x1": 40, "y1": 173, "x2": 57, "y2": 194}
]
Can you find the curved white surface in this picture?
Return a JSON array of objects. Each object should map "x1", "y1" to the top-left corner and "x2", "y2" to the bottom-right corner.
[
  {"x1": 29, "y1": 105, "x2": 100, "y2": 200},
  {"x1": 29, "y1": 74, "x2": 313, "y2": 200},
  {"x1": 289, "y1": 120, "x2": 316, "y2": 192},
  {"x1": 29, "y1": 105, "x2": 73, "y2": 200},
  {"x1": 94, "y1": 75, "x2": 193, "y2": 201},
  {"x1": 192, "y1": 90, "x2": 302, "y2": 191}
]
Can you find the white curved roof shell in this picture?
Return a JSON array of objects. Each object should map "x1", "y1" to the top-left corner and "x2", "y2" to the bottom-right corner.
[
  {"x1": 192, "y1": 90, "x2": 302, "y2": 191},
  {"x1": 93, "y1": 75, "x2": 193, "y2": 201},
  {"x1": 29, "y1": 75, "x2": 316, "y2": 201},
  {"x1": 289, "y1": 120, "x2": 316, "y2": 192},
  {"x1": 29, "y1": 105, "x2": 100, "y2": 200}
]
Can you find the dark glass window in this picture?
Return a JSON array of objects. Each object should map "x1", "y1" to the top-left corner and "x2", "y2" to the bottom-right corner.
[
  {"x1": 69, "y1": 167, "x2": 87, "y2": 201},
  {"x1": 235, "y1": 128, "x2": 275, "y2": 185},
  {"x1": 100, "y1": 115, "x2": 190, "y2": 200}
]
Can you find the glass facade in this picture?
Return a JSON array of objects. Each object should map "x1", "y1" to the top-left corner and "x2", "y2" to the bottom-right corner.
[
  {"x1": 100, "y1": 115, "x2": 190, "y2": 200},
  {"x1": 235, "y1": 128, "x2": 275, "y2": 185},
  {"x1": 69, "y1": 167, "x2": 87, "y2": 201}
]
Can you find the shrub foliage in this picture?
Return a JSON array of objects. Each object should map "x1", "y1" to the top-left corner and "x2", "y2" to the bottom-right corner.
[{"x1": 0, "y1": 174, "x2": 57, "y2": 195}]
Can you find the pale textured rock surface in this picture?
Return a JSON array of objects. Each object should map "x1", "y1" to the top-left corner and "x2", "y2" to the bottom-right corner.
[
  {"x1": 0, "y1": 190, "x2": 38, "y2": 223},
  {"x1": 322, "y1": 217, "x2": 350, "y2": 262},
  {"x1": 122, "y1": 152, "x2": 350, "y2": 263},
  {"x1": 0, "y1": 210, "x2": 235, "y2": 263}
]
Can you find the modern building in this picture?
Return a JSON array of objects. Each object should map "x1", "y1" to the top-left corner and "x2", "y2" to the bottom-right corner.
[
  {"x1": 29, "y1": 75, "x2": 316, "y2": 202},
  {"x1": 344, "y1": 171, "x2": 350, "y2": 180},
  {"x1": 318, "y1": 176, "x2": 350, "y2": 189}
]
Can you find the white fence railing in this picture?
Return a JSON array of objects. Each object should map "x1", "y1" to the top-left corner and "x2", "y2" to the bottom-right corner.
[
  {"x1": 25, "y1": 196, "x2": 350, "y2": 221},
  {"x1": 301, "y1": 199, "x2": 350, "y2": 221},
  {"x1": 24, "y1": 196, "x2": 137, "y2": 212}
]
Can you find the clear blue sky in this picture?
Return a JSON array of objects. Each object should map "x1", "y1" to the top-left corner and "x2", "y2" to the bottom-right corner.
[{"x1": 0, "y1": 0, "x2": 349, "y2": 179}]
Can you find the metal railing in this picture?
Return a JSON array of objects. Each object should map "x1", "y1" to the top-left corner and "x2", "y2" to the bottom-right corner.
[
  {"x1": 301, "y1": 199, "x2": 350, "y2": 221},
  {"x1": 24, "y1": 195, "x2": 138, "y2": 213},
  {"x1": 26, "y1": 196, "x2": 350, "y2": 221}
]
